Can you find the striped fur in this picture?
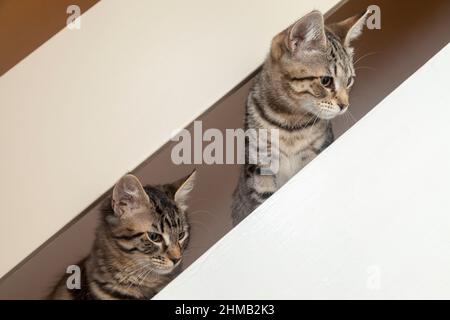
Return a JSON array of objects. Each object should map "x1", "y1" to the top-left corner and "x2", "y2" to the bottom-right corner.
[
  {"x1": 49, "y1": 171, "x2": 196, "y2": 300},
  {"x1": 231, "y1": 10, "x2": 368, "y2": 225}
]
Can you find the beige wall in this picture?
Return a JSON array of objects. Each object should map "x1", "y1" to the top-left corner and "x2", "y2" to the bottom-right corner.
[
  {"x1": 0, "y1": 0, "x2": 339, "y2": 279},
  {"x1": 0, "y1": 0, "x2": 99, "y2": 76}
]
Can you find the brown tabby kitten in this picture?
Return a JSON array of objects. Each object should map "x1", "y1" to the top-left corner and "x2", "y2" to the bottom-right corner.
[
  {"x1": 231, "y1": 10, "x2": 369, "y2": 225},
  {"x1": 49, "y1": 171, "x2": 196, "y2": 300}
]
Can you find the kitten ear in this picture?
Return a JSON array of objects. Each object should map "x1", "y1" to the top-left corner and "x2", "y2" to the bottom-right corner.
[
  {"x1": 171, "y1": 170, "x2": 197, "y2": 211},
  {"x1": 287, "y1": 10, "x2": 327, "y2": 54},
  {"x1": 328, "y1": 10, "x2": 370, "y2": 47},
  {"x1": 112, "y1": 174, "x2": 150, "y2": 218}
]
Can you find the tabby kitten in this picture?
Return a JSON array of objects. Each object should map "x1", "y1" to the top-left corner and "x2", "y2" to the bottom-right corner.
[
  {"x1": 49, "y1": 171, "x2": 196, "y2": 300},
  {"x1": 231, "y1": 10, "x2": 369, "y2": 225}
]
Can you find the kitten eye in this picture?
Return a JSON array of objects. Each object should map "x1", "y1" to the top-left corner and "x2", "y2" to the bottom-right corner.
[
  {"x1": 320, "y1": 76, "x2": 333, "y2": 88},
  {"x1": 147, "y1": 232, "x2": 162, "y2": 243},
  {"x1": 347, "y1": 77, "x2": 355, "y2": 88},
  {"x1": 178, "y1": 231, "x2": 186, "y2": 240}
]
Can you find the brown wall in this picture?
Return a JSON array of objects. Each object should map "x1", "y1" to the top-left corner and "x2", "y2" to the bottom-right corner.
[
  {"x1": 0, "y1": 0, "x2": 449, "y2": 299},
  {"x1": 0, "y1": 0, "x2": 99, "y2": 77}
]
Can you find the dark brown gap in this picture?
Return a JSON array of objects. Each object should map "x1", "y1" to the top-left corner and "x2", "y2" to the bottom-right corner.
[
  {"x1": 0, "y1": 0, "x2": 449, "y2": 299},
  {"x1": 0, "y1": 0, "x2": 100, "y2": 77}
]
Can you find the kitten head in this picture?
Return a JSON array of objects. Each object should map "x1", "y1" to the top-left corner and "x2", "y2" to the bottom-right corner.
[
  {"x1": 105, "y1": 171, "x2": 196, "y2": 275},
  {"x1": 268, "y1": 10, "x2": 369, "y2": 120}
]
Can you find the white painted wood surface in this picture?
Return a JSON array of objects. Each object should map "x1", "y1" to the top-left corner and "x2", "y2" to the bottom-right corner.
[
  {"x1": 155, "y1": 44, "x2": 450, "y2": 299},
  {"x1": 0, "y1": 0, "x2": 339, "y2": 278}
]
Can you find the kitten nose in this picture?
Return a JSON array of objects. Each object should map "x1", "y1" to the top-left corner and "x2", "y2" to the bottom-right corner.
[
  {"x1": 338, "y1": 103, "x2": 348, "y2": 111},
  {"x1": 170, "y1": 257, "x2": 181, "y2": 264}
]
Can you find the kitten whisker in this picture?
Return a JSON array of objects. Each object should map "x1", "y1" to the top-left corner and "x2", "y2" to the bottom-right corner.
[
  {"x1": 137, "y1": 268, "x2": 153, "y2": 287},
  {"x1": 354, "y1": 51, "x2": 378, "y2": 66},
  {"x1": 118, "y1": 262, "x2": 151, "y2": 285},
  {"x1": 309, "y1": 111, "x2": 322, "y2": 132},
  {"x1": 347, "y1": 111, "x2": 358, "y2": 124},
  {"x1": 343, "y1": 112, "x2": 354, "y2": 126},
  {"x1": 188, "y1": 220, "x2": 211, "y2": 233},
  {"x1": 188, "y1": 209, "x2": 214, "y2": 218},
  {"x1": 355, "y1": 66, "x2": 376, "y2": 72}
]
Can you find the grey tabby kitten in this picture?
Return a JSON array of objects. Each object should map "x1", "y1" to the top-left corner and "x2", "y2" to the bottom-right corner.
[
  {"x1": 231, "y1": 10, "x2": 369, "y2": 225},
  {"x1": 49, "y1": 171, "x2": 196, "y2": 300}
]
